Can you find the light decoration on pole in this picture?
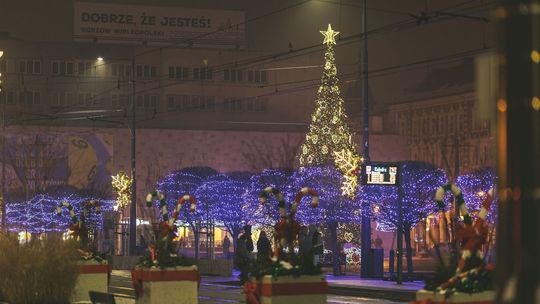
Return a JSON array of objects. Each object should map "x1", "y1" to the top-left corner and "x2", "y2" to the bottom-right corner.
[
  {"x1": 298, "y1": 24, "x2": 360, "y2": 190},
  {"x1": 111, "y1": 171, "x2": 132, "y2": 211},
  {"x1": 334, "y1": 149, "x2": 362, "y2": 198}
]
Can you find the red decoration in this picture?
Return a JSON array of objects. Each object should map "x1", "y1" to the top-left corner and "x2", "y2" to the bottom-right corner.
[
  {"x1": 243, "y1": 281, "x2": 260, "y2": 304},
  {"x1": 131, "y1": 268, "x2": 200, "y2": 299},
  {"x1": 259, "y1": 281, "x2": 328, "y2": 296}
]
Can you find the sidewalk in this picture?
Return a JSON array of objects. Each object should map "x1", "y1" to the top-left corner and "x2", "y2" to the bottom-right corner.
[
  {"x1": 325, "y1": 275, "x2": 423, "y2": 302},
  {"x1": 207, "y1": 271, "x2": 422, "y2": 302},
  {"x1": 107, "y1": 270, "x2": 422, "y2": 303}
]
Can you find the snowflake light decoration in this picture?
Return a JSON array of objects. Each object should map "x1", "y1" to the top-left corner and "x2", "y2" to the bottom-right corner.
[
  {"x1": 334, "y1": 149, "x2": 361, "y2": 198},
  {"x1": 111, "y1": 171, "x2": 132, "y2": 211}
]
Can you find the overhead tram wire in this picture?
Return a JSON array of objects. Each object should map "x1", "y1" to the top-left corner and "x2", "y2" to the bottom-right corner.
[{"x1": 14, "y1": 2, "x2": 495, "y2": 120}]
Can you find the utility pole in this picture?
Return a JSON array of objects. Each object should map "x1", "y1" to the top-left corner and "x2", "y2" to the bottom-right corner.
[
  {"x1": 0, "y1": 50, "x2": 5, "y2": 231},
  {"x1": 129, "y1": 59, "x2": 137, "y2": 255},
  {"x1": 1, "y1": 102, "x2": 5, "y2": 232},
  {"x1": 396, "y1": 163, "x2": 403, "y2": 284},
  {"x1": 360, "y1": 0, "x2": 372, "y2": 279}
]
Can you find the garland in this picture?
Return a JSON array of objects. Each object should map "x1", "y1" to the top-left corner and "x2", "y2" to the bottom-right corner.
[{"x1": 434, "y1": 182, "x2": 471, "y2": 224}]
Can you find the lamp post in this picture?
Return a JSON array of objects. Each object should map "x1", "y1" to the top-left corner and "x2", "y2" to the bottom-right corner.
[
  {"x1": 129, "y1": 59, "x2": 137, "y2": 256},
  {"x1": 360, "y1": 0, "x2": 372, "y2": 279},
  {"x1": 95, "y1": 56, "x2": 137, "y2": 255}
]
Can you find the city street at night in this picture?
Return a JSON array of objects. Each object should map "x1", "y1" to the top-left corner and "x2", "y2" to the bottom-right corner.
[{"x1": 0, "y1": 0, "x2": 539, "y2": 303}]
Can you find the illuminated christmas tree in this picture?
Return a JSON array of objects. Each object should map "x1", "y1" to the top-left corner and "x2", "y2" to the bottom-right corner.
[{"x1": 298, "y1": 24, "x2": 358, "y2": 170}]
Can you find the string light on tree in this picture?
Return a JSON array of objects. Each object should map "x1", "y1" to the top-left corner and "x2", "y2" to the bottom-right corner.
[
  {"x1": 298, "y1": 24, "x2": 359, "y2": 173},
  {"x1": 112, "y1": 171, "x2": 132, "y2": 211}
]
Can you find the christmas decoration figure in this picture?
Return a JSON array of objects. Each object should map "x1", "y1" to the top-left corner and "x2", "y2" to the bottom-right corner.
[
  {"x1": 141, "y1": 191, "x2": 196, "y2": 268},
  {"x1": 298, "y1": 24, "x2": 359, "y2": 170},
  {"x1": 431, "y1": 185, "x2": 495, "y2": 294}
]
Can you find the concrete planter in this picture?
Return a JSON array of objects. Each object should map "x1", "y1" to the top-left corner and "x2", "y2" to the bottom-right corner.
[
  {"x1": 131, "y1": 265, "x2": 199, "y2": 304},
  {"x1": 72, "y1": 260, "x2": 110, "y2": 303},
  {"x1": 258, "y1": 274, "x2": 327, "y2": 304},
  {"x1": 416, "y1": 289, "x2": 495, "y2": 303}
]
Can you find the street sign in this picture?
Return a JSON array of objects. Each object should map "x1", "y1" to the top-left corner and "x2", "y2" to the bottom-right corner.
[{"x1": 363, "y1": 163, "x2": 399, "y2": 186}]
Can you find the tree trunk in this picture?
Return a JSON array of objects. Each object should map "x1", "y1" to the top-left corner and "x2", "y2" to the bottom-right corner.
[
  {"x1": 191, "y1": 223, "x2": 200, "y2": 260},
  {"x1": 231, "y1": 226, "x2": 240, "y2": 269},
  {"x1": 403, "y1": 224, "x2": 414, "y2": 275},
  {"x1": 329, "y1": 222, "x2": 340, "y2": 276}
]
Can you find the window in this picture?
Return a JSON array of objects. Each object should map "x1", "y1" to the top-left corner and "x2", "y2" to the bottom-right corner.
[
  {"x1": 33, "y1": 92, "x2": 41, "y2": 105},
  {"x1": 224, "y1": 97, "x2": 243, "y2": 112},
  {"x1": 19, "y1": 60, "x2": 41, "y2": 74},
  {"x1": 135, "y1": 95, "x2": 158, "y2": 108},
  {"x1": 51, "y1": 61, "x2": 74, "y2": 75},
  {"x1": 246, "y1": 98, "x2": 268, "y2": 112},
  {"x1": 247, "y1": 70, "x2": 267, "y2": 83},
  {"x1": 136, "y1": 64, "x2": 158, "y2": 78},
  {"x1": 77, "y1": 62, "x2": 93, "y2": 75},
  {"x1": 112, "y1": 94, "x2": 130, "y2": 107},
  {"x1": 52, "y1": 92, "x2": 65, "y2": 106},
  {"x1": 19, "y1": 91, "x2": 40, "y2": 105},
  {"x1": 166, "y1": 95, "x2": 213, "y2": 111},
  {"x1": 224, "y1": 69, "x2": 242, "y2": 82},
  {"x1": 0, "y1": 60, "x2": 7, "y2": 73},
  {"x1": 168, "y1": 66, "x2": 189, "y2": 80},
  {"x1": 0, "y1": 90, "x2": 15, "y2": 105},
  {"x1": 193, "y1": 67, "x2": 213, "y2": 81},
  {"x1": 111, "y1": 63, "x2": 132, "y2": 78}
]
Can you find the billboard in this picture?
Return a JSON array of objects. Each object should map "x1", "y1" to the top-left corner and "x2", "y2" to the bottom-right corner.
[
  {"x1": 363, "y1": 163, "x2": 399, "y2": 186},
  {"x1": 73, "y1": 2, "x2": 245, "y2": 47}
]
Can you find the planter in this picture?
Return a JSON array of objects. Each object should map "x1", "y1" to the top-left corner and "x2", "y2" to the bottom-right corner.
[
  {"x1": 72, "y1": 260, "x2": 111, "y2": 303},
  {"x1": 416, "y1": 289, "x2": 495, "y2": 303},
  {"x1": 131, "y1": 265, "x2": 199, "y2": 304},
  {"x1": 258, "y1": 275, "x2": 327, "y2": 304}
]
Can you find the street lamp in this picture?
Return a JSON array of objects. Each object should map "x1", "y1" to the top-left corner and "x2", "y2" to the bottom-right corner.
[{"x1": 93, "y1": 56, "x2": 137, "y2": 255}]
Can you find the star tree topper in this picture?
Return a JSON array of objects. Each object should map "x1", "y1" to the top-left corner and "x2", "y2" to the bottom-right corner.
[{"x1": 320, "y1": 24, "x2": 339, "y2": 46}]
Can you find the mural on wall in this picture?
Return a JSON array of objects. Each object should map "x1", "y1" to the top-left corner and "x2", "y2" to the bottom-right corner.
[
  {"x1": 2, "y1": 132, "x2": 113, "y2": 200},
  {"x1": 68, "y1": 133, "x2": 114, "y2": 191}
]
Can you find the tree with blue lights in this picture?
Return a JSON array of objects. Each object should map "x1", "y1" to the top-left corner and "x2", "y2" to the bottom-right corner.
[
  {"x1": 292, "y1": 165, "x2": 360, "y2": 275},
  {"x1": 244, "y1": 169, "x2": 294, "y2": 227},
  {"x1": 196, "y1": 173, "x2": 251, "y2": 253},
  {"x1": 156, "y1": 166, "x2": 219, "y2": 259},
  {"x1": 456, "y1": 168, "x2": 497, "y2": 223},
  {"x1": 364, "y1": 161, "x2": 447, "y2": 274}
]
